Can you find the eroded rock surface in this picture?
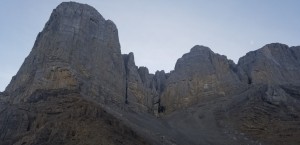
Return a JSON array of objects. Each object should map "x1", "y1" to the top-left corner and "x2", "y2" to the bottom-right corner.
[
  {"x1": 160, "y1": 45, "x2": 246, "y2": 113},
  {"x1": 238, "y1": 43, "x2": 300, "y2": 85},
  {"x1": 5, "y1": 2, "x2": 126, "y2": 105},
  {"x1": 1, "y1": 1, "x2": 300, "y2": 145},
  {"x1": 218, "y1": 84, "x2": 300, "y2": 145},
  {"x1": 0, "y1": 90, "x2": 149, "y2": 145},
  {"x1": 123, "y1": 53, "x2": 168, "y2": 114}
]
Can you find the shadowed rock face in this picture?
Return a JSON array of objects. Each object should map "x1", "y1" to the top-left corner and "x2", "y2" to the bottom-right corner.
[
  {"x1": 5, "y1": 2, "x2": 126, "y2": 104},
  {"x1": 1, "y1": 1, "x2": 300, "y2": 145},
  {"x1": 0, "y1": 90, "x2": 149, "y2": 145}
]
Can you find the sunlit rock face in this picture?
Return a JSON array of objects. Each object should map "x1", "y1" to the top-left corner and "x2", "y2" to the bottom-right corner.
[{"x1": 160, "y1": 45, "x2": 246, "y2": 113}]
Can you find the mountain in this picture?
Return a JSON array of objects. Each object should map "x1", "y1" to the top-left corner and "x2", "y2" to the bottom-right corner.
[
  {"x1": 0, "y1": 2, "x2": 299, "y2": 145},
  {"x1": 160, "y1": 45, "x2": 246, "y2": 113},
  {"x1": 238, "y1": 43, "x2": 300, "y2": 85},
  {"x1": 5, "y1": 2, "x2": 125, "y2": 105}
]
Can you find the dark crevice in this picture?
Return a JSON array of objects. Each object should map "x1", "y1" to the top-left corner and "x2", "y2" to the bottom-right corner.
[
  {"x1": 89, "y1": 17, "x2": 99, "y2": 24},
  {"x1": 158, "y1": 105, "x2": 165, "y2": 113},
  {"x1": 27, "y1": 89, "x2": 80, "y2": 103},
  {"x1": 26, "y1": 116, "x2": 32, "y2": 131},
  {"x1": 248, "y1": 77, "x2": 252, "y2": 85},
  {"x1": 157, "y1": 99, "x2": 165, "y2": 113},
  {"x1": 123, "y1": 55, "x2": 130, "y2": 104}
]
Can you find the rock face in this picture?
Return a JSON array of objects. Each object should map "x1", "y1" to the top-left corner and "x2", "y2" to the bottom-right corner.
[
  {"x1": 0, "y1": 90, "x2": 149, "y2": 145},
  {"x1": 218, "y1": 84, "x2": 300, "y2": 145},
  {"x1": 5, "y1": 2, "x2": 126, "y2": 104},
  {"x1": 238, "y1": 43, "x2": 300, "y2": 85},
  {"x1": 160, "y1": 45, "x2": 246, "y2": 113},
  {"x1": 1, "y1": 1, "x2": 300, "y2": 145},
  {"x1": 123, "y1": 53, "x2": 167, "y2": 114},
  {"x1": 123, "y1": 53, "x2": 152, "y2": 111}
]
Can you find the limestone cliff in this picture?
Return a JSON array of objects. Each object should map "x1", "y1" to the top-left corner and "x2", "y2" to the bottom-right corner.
[
  {"x1": 160, "y1": 45, "x2": 246, "y2": 113},
  {"x1": 123, "y1": 53, "x2": 167, "y2": 115},
  {"x1": 238, "y1": 43, "x2": 300, "y2": 85},
  {"x1": 1, "y1": 2, "x2": 300, "y2": 145},
  {"x1": 5, "y1": 2, "x2": 126, "y2": 105}
]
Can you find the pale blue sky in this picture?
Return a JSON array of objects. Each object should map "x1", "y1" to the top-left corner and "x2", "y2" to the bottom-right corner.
[{"x1": 0, "y1": 0, "x2": 299, "y2": 91}]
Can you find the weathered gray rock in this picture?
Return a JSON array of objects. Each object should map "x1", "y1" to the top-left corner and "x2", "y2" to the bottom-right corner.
[
  {"x1": 1, "y1": 1, "x2": 300, "y2": 145},
  {"x1": 218, "y1": 84, "x2": 300, "y2": 145},
  {"x1": 5, "y1": 2, "x2": 126, "y2": 104},
  {"x1": 0, "y1": 92, "x2": 10, "y2": 102},
  {"x1": 0, "y1": 91, "x2": 150, "y2": 145},
  {"x1": 123, "y1": 53, "x2": 151, "y2": 111},
  {"x1": 160, "y1": 45, "x2": 246, "y2": 113},
  {"x1": 238, "y1": 43, "x2": 300, "y2": 85},
  {"x1": 123, "y1": 53, "x2": 168, "y2": 114}
]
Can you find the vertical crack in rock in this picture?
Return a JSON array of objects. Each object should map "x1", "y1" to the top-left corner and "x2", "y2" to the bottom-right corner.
[{"x1": 122, "y1": 54, "x2": 130, "y2": 104}]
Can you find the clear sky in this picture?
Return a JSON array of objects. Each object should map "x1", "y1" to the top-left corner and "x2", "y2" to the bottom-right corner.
[{"x1": 0, "y1": 0, "x2": 299, "y2": 91}]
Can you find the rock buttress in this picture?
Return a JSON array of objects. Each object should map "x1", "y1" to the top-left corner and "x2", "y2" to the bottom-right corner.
[{"x1": 5, "y1": 2, "x2": 126, "y2": 105}]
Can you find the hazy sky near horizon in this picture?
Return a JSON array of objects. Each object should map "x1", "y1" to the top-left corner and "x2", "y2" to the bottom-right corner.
[{"x1": 0, "y1": 0, "x2": 300, "y2": 91}]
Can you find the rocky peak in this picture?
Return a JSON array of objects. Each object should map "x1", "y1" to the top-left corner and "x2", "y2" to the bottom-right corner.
[
  {"x1": 5, "y1": 2, "x2": 125, "y2": 104},
  {"x1": 238, "y1": 43, "x2": 300, "y2": 85},
  {"x1": 123, "y1": 52, "x2": 135, "y2": 70},
  {"x1": 154, "y1": 70, "x2": 167, "y2": 94},
  {"x1": 138, "y1": 67, "x2": 150, "y2": 84},
  {"x1": 161, "y1": 45, "x2": 245, "y2": 113},
  {"x1": 45, "y1": 2, "x2": 105, "y2": 30},
  {"x1": 175, "y1": 45, "x2": 214, "y2": 73},
  {"x1": 174, "y1": 45, "x2": 238, "y2": 76},
  {"x1": 1, "y1": 2, "x2": 300, "y2": 145},
  {"x1": 262, "y1": 43, "x2": 289, "y2": 49},
  {"x1": 190, "y1": 45, "x2": 212, "y2": 52},
  {"x1": 122, "y1": 52, "x2": 168, "y2": 113}
]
